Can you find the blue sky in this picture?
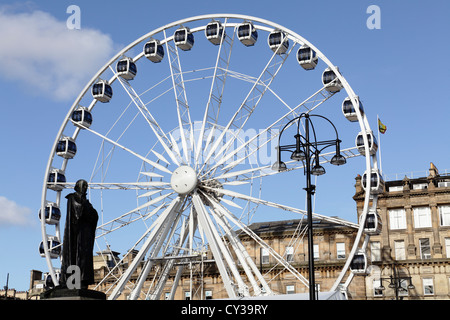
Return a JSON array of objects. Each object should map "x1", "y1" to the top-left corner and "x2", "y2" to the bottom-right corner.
[{"x1": 1, "y1": 0, "x2": 449, "y2": 291}]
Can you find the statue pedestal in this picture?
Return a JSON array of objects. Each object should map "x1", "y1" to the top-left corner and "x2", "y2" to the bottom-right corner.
[{"x1": 40, "y1": 288, "x2": 106, "y2": 300}]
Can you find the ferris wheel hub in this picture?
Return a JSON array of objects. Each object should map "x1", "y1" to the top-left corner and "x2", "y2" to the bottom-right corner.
[{"x1": 170, "y1": 165, "x2": 198, "y2": 195}]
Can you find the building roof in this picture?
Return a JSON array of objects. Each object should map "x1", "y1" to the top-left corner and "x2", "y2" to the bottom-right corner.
[{"x1": 246, "y1": 217, "x2": 354, "y2": 236}]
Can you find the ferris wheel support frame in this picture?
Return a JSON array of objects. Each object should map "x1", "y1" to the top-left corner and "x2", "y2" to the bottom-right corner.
[{"x1": 40, "y1": 14, "x2": 376, "y2": 296}]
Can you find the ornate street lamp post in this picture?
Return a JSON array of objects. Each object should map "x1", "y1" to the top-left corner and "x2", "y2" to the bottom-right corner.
[
  {"x1": 272, "y1": 113, "x2": 346, "y2": 300},
  {"x1": 377, "y1": 263, "x2": 415, "y2": 300}
]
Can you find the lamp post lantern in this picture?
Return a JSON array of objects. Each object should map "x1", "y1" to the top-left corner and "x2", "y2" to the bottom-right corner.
[{"x1": 272, "y1": 113, "x2": 345, "y2": 300}]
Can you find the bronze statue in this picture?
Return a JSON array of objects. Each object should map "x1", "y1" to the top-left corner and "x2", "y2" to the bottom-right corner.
[{"x1": 61, "y1": 179, "x2": 98, "y2": 289}]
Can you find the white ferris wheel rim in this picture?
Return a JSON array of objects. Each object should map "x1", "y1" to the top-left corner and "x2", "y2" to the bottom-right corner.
[{"x1": 40, "y1": 13, "x2": 376, "y2": 298}]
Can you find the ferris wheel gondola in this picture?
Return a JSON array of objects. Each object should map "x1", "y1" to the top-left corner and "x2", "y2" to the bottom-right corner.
[
  {"x1": 362, "y1": 169, "x2": 385, "y2": 194},
  {"x1": 71, "y1": 106, "x2": 92, "y2": 128},
  {"x1": 297, "y1": 45, "x2": 318, "y2": 70},
  {"x1": 174, "y1": 26, "x2": 194, "y2": 51},
  {"x1": 342, "y1": 96, "x2": 364, "y2": 122},
  {"x1": 237, "y1": 22, "x2": 258, "y2": 46},
  {"x1": 268, "y1": 30, "x2": 289, "y2": 54},
  {"x1": 350, "y1": 250, "x2": 369, "y2": 275},
  {"x1": 205, "y1": 21, "x2": 225, "y2": 45},
  {"x1": 56, "y1": 136, "x2": 77, "y2": 159},
  {"x1": 39, "y1": 237, "x2": 61, "y2": 259},
  {"x1": 116, "y1": 57, "x2": 137, "y2": 80},
  {"x1": 46, "y1": 169, "x2": 66, "y2": 192},
  {"x1": 39, "y1": 202, "x2": 61, "y2": 225},
  {"x1": 322, "y1": 67, "x2": 343, "y2": 93},
  {"x1": 356, "y1": 131, "x2": 378, "y2": 156},
  {"x1": 92, "y1": 80, "x2": 113, "y2": 103},
  {"x1": 144, "y1": 39, "x2": 165, "y2": 62},
  {"x1": 44, "y1": 271, "x2": 60, "y2": 289},
  {"x1": 364, "y1": 209, "x2": 382, "y2": 235}
]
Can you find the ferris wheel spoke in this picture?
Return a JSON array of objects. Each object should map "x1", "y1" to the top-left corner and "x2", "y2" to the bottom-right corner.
[
  {"x1": 79, "y1": 124, "x2": 172, "y2": 175},
  {"x1": 87, "y1": 101, "x2": 142, "y2": 183},
  {"x1": 168, "y1": 132, "x2": 183, "y2": 162},
  {"x1": 96, "y1": 191, "x2": 175, "y2": 238},
  {"x1": 114, "y1": 73, "x2": 181, "y2": 167},
  {"x1": 95, "y1": 196, "x2": 184, "y2": 295},
  {"x1": 151, "y1": 150, "x2": 171, "y2": 166},
  {"x1": 147, "y1": 216, "x2": 191, "y2": 300},
  {"x1": 205, "y1": 185, "x2": 306, "y2": 216},
  {"x1": 206, "y1": 198, "x2": 271, "y2": 295},
  {"x1": 203, "y1": 185, "x2": 359, "y2": 229},
  {"x1": 200, "y1": 190, "x2": 309, "y2": 288},
  {"x1": 202, "y1": 146, "x2": 360, "y2": 189},
  {"x1": 192, "y1": 192, "x2": 242, "y2": 298},
  {"x1": 230, "y1": 85, "x2": 337, "y2": 169},
  {"x1": 138, "y1": 188, "x2": 164, "y2": 198},
  {"x1": 208, "y1": 163, "x2": 275, "y2": 182},
  {"x1": 164, "y1": 29, "x2": 194, "y2": 165},
  {"x1": 130, "y1": 199, "x2": 185, "y2": 300},
  {"x1": 201, "y1": 84, "x2": 334, "y2": 179},
  {"x1": 199, "y1": 40, "x2": 296, "y2": 174},
  {"x1": 108, "y1": 196, "x2": 184, "y2": 300},
  {"x1": 140, "y1": 171, "x2": 165, "y2": 179},
  {"x1": 52, "y1": 181, "x2": 172, "y2": 191},
  {"x1": 95, "y1": 200, "x2": 177, "y2": 295},
  {"x1": 203, "y1": 159, "x2": 303, "y2": 187},
  {"x1": 214, "y1": 39, "x2": 296, "y2": 155},
  {"x1": 195, "y1": 21, "x2": 235, "y2": 168}
]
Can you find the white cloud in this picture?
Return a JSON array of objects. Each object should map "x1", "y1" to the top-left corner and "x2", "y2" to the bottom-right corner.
[
  {"x1": 0, "y1": 7, "x2": 116, "y2": 101},
  {"x1": 0, "y1": 196, "x2": 34, "y2": 226}
]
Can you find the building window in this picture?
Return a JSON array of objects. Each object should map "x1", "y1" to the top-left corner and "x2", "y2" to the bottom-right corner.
[
  {"x1": 439, "y1": 205, "x2": 450, "y2": 226},
  {"x1": 394, "y1": 240, "x2": 406, "y2": 260},
  {"x1": 438, "y1": 181, "x2": 450, "y2": 188},
  {"x1": 373, "y1": 279, "x2": 383, "y2": 297},
  {"x1": 397, "y1": 277, "x2": 410, "y2": 297},
  {"x1": 185, "y1": 291, "x2": 191, "y2": 300},
  {"x1": 412, "y1": 183, "x2": 427, "y2": 190},
  {"x1": 370, "y1": 241, "x2": 381, "y2": 261},
  {"x1": 423, "y1": 278, "x2": 434, "y2": 295},
  {"x1": 413, "y1": 207, "x2": 432, "y2": 228},
  {"x1": 286, "y1": 285, "x2": 295, "y2": 294},
  {"x1": 313, "y1": 244, "x2": 319, "y2": 260},
  {"x1": 389, "y1": 186, "x2": 403, "y2": 192},
  {"x1": 164, "y1": 292, "x2": 170, "y2": 300},
  {"x1": 261, "y1": 248, "x2": 270, "y2": 264},
  {"x1": 419, "y1": 238, "x2": 431, "y2": 259},
  {"x1": 285, "y1": 246, "x2": 294, "y2": 262},
  {"x1": 336, "y1": 242, "x2": 346, "y2": 259},
  {"x1": 445, "y1": 238, "x2": 450, "y2": 258},
  {"x1": 389, "y1": 208, "x2": 406, "y2": 230},
  {"x1": 205, "y1": 290, "x2": 213, "y2": 300}
]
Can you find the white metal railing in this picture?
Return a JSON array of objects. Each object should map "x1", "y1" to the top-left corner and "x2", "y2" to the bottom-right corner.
[{"x1": 383, "y1": 169, "x2": 450, "y2": 181}]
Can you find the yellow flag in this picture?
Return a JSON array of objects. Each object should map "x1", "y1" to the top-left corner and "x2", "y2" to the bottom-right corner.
[{"x1": 378, "y1": 118, "x2": 387, "y2": 134}]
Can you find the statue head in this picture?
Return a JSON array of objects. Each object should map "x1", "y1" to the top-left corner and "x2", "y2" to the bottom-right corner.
[{"x1": 74, "y1": 179, "x2": 88, "y2": 195}]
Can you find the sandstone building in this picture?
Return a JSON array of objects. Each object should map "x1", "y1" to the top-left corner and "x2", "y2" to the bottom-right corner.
[
  {"x1": 355, "y1": 163, "x2": 450, "y2": 299},
  {"x1": 90, "y1": 217, "x2": 363, "y2": 300}
]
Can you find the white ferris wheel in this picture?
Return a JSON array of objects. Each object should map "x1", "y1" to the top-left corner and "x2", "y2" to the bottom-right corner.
[{"x1": 39, "y1": 14, "x2": 382, "y2": 300}]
